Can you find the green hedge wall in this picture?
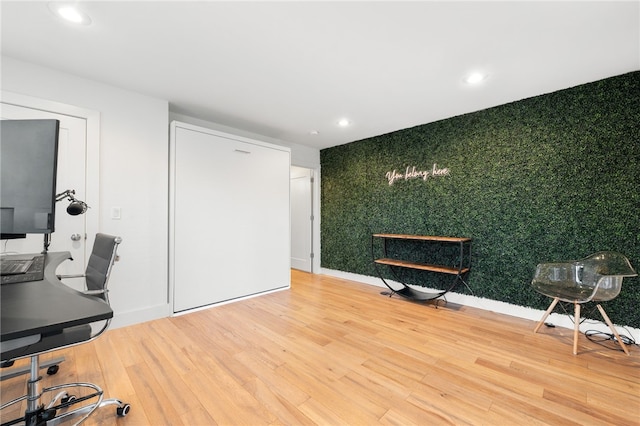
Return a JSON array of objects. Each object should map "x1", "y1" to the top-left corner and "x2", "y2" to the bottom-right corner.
[{"x1": 320, "y1": 71, "x2": 640, "y2": 328}]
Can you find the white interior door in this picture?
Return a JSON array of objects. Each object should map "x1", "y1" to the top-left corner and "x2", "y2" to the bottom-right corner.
[
  {"x1": 0, "y1": 102, "x2": 88, "y2": 283},
  {"x1": 290, "y1": 166, "x2": 313, "y2": 272}
]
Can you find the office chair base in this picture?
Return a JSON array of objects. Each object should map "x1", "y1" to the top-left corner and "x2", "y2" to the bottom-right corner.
[
  {"x1": 1, "y1": 382, "x2": 130, "y2": 426},
  {"x1": 1, "y1": 356, "x2": 130, "y2": 426}
]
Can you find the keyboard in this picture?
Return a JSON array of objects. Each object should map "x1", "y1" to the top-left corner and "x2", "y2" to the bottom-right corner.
[
  {"x1": 1, "y1": 255, "x2": 46, "y2": 285},
  {"x1": 1, "y1": 259, "x2": 33, "y2": 275}
]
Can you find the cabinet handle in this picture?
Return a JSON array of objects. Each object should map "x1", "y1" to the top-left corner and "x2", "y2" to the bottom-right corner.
[{"x1": 234, "y1": 149, "x2": 251, "y2": 154}]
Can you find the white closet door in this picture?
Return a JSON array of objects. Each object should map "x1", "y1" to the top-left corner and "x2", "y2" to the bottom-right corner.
[{"x1": 171, "y1": 123, "x2": 290, "y2": 312}]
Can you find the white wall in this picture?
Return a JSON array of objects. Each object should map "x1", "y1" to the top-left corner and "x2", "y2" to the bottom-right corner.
[{"x1": 1, "y1": 56, "x2": 171, "y2": 327}]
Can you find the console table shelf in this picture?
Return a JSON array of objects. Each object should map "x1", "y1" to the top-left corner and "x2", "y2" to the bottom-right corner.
[
  {"x1": 374, "y1": 258, "x2": 470, "y2": 275},
  {"x1": 372, "y1": 233, "x2": 472, "y2": 301}
]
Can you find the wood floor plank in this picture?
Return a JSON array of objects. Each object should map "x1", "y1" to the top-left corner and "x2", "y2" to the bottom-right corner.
[
  {"x1": 92, "y1": 331, "x2": 136, "y2": 397},
  {"x1": 124, "y1": 361, "x2": 184, "y2": 425},
  {"x1": 296, "y1": 396, "x2": 347, "y2": 425},
  {"x1": 544, "y1": 388, "x2": 633, "y2": 426},
  {"x1": 381, "y1": 397, "x2": 466, "y2": 426},
  {"x1": 241, "y1": 376, "x2": 313, "y2": 425}
]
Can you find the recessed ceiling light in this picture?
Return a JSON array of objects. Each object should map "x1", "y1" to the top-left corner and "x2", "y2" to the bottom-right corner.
[
  {"x1": 464, "y1": 72, "x2": 488, "y2": 85},
  {"x1": 49, "y1": 2, "x2": 92, "y2": 25},
  {"x1": 337, "y1": 119, "x2": 351, "y2": 127}
]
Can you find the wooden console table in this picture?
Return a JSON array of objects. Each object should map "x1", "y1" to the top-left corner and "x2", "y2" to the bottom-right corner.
[{"x1": 371, "y1": 234, "x2": 472, "y2": 301}]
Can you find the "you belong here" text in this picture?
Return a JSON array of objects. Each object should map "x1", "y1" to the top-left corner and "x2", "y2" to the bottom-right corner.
[{"x1": 385, "y1": 164, "x2": 450, "y2": 186}]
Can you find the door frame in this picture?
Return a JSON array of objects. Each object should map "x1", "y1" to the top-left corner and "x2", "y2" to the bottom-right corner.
[
  {"x1": 290, "y1": 166, "x2": 314, "y2": 273},
  {"x1": 1, "y1": 90, "x2": 101, "y2": 261},
  {"x1": 291, "y1": 163, "x2": 321, "y2": 274}
]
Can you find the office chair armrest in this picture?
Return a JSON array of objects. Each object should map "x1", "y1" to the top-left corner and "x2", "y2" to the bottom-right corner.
[
  {"x1": 57, "y1": 274, "x2": 86, "y2": 279},
  {"x1": 82, "y1": 289, "x2": 108, "y2": 296}
]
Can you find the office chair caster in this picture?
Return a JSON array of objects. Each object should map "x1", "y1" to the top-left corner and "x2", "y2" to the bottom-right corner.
[
  {"x1": 46, "y1": 364, "x2": 59, "y2": 375},
  {"x1": 117, "y1": 403, "x2": 131, "y2": 416},
  {"x1": 48, "y1": 390, "x2": 76, "y2": 408},
  {"x1": 61, "y1": 393, "x2": 77, "y2": 404}
]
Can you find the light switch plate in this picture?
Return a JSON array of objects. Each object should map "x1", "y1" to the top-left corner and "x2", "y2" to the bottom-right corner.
[{"x1": 111, "y1": 207, "x2": 121, "y2": 220}]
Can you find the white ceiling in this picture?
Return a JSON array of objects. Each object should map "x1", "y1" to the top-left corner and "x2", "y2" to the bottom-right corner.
[{"x1": 1, "y1": 1, "x2": 638, "y2": 150}]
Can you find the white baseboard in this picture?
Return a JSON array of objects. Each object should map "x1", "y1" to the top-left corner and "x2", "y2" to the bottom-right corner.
[
  {"x1": 321, "y1": 268, "x2": 640, "y2": 344},
  {"x1": 110, "y1": 285, "x2": 291, "y2": 328},
  {"x1": 110, "y1": 304, "x2": 172, "y2": 329}
]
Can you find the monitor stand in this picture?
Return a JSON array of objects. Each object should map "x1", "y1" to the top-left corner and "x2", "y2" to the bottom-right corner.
[{"x1": 42, "y1": 233, "x2": 51, "y2": 254}]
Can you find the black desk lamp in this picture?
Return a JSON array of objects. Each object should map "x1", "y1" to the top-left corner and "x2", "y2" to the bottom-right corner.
[
  {"x1": 42, "y1": 190, "x2": 90, "y2": 252},
  {"x1": 56, "y1": 189, "x2": 89, "y2": 216}
]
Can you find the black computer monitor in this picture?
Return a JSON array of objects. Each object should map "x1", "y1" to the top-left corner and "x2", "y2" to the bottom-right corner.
[{"x1": 0, "y1": 119, "x2": 60, "y2": 240}]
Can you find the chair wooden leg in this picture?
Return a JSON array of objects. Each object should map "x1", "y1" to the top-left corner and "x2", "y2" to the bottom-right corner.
[
  {"x1": 596, "y1": 304, "x2": 630, "y2": 355},
  {"x1": 534, "y1": 298, "x2": 559, "y2": 334},
  {"x1": 573, "y1": 303, "x2": 581, "y2": 355}
]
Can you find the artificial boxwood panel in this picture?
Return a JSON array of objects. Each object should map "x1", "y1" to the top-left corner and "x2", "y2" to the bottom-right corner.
[{"x1": 321, "y1": 71, "x2": 640, "y2": 328}]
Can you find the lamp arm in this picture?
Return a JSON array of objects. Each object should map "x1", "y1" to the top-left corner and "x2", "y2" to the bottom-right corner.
[{"x1": 55, "y1": 189, "x2": 76, "y2": 202}]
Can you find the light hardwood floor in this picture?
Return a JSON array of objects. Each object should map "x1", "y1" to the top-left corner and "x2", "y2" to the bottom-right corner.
[{"x1": 2, "y1": 270, "x2": 639, "y2": 425}]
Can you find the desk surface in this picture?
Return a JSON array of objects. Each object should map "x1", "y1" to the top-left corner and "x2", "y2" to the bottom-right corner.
[{"x1": 1, "y1": 252, "x2": 113, "y2": 342}]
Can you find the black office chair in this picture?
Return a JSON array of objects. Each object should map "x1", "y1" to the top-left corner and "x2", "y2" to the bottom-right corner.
[
  {"x1": 0, "y1": 233, "x2": 130, "y2": 424},
  {"x1": 58, "y1": 233, "x2": 123, "y2": 303}
]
